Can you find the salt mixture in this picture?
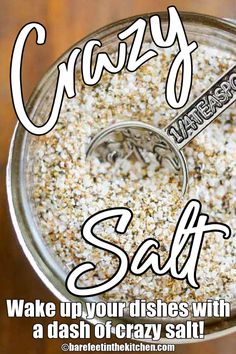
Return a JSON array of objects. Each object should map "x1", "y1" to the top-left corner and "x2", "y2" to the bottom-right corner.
[{"x1": 29, "y1": 43, "x2": 236, "y2": 304}]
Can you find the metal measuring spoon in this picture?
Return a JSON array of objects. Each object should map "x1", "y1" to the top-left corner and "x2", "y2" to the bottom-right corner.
[{"x1": 87, "y1": 64, "x2": 236, "y2": 195}]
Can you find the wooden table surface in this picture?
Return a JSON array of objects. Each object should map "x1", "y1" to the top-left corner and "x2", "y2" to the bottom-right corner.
[{"x1": 1, "y1": 1, "x2": 236, "y2": 353}]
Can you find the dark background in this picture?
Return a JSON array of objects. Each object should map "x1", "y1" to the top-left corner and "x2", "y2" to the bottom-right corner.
[{"x1": 1, "y1": 1, "x2": 236, "y2": 353}]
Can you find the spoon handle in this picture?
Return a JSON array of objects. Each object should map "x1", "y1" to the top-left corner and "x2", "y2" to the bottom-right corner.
[{"x1": 165, "y1": 64, "x2": 236, "y2": 150}]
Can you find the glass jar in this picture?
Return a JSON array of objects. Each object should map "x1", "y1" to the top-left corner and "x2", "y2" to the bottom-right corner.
[{"x1": 7, "y1": 12, "x2": 236, "y2": 343}]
